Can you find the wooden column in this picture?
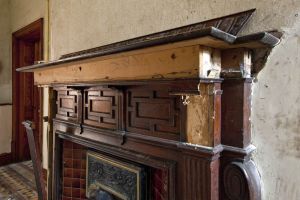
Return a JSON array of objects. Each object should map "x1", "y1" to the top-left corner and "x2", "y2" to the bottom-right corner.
[
  {"x1": 221, "y1": 78, "x2": 251, "y2": 148},
  {"x1": 220, "y1": 48, "x2": 261, "y2": 200}
]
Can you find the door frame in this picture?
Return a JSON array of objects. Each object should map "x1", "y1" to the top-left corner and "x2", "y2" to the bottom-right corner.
[{"x1": 12, "y1": 18, "x2": 44, "y2": 162}]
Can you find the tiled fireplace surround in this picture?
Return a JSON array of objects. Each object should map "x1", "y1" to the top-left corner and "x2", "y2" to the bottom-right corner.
[
  {"x1": 62, "y1": 140, "x2": 168, "y2": 200},
  {"x1": 62, "y1": 141, "x2": 87, "y2": 200}
]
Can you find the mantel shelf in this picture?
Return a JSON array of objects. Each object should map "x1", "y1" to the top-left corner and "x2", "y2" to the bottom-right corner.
[
  {"x1": 17, "y1": 27, "x2": 279, "y2": 73},
  {"x1": 16, "y1": 27, "x2": 279, "y2": 85},
  {"x1": 16, "y1": 9, "x2": 280, "y2": 86}
]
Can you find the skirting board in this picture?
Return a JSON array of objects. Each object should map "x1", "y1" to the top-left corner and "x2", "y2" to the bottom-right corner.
[{"x1": 0, "y1": 153, "x2": 12, "y2": 167}]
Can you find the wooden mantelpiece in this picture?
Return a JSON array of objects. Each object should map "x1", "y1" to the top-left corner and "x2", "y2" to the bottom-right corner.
[
  {"x1": 18, "y1": 10, "x2": 280, "y2": 200},
  {"x1": 18, "y1": 26, "x2": 278, "y2": 85}
]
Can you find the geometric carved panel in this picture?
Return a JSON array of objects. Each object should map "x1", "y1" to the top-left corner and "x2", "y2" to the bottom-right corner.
[
  {"x1": 126, "y1": 86, "x2": 181, "y2": 140},
  {"x1": 55, "y1": 87, "x2": 81, "y2": 122},
  {"x1": 84, "y1": 86, "x2": 121, "y2": 130}
]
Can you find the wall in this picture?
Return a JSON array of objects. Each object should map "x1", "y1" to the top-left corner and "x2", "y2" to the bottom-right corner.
[
  {"x1": 0, "y1": 0, "x2": 11, "y2": 104},
  {"x1": 49, "y1": 1, "x2": 300, "y2": 199},
  {"x1": 0, "y1": 106, "x2": 12, "y2": 153},
  {"x1": 0, "y1": 0, "x2": 12, "y2": 154},
  {"x1": 0, "y1": 0, "x2": 47, "y2": 160},
  {"x1": 10, "y1": 0, "x2": 48, "y2": 168},
  {"x1": 50, "y1": 0, "x2": 300, "y2": 59},
  {"x1": 252, "y1": 19, "x2": 300, "y2": 199},
  {"x1": 10, "y1": 0, "x2": 46, "y2": 33}
]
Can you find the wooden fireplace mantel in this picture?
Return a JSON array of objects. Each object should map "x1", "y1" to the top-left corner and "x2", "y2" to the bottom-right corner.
[
  {"x1": 18, "y1": 10, "x2": 280, "y2": 200},
  {"x1": 17, "y1": 26, "x2": 279, "y2": 86}
]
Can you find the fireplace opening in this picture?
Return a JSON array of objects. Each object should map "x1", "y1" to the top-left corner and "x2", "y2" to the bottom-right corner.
[
  {"x1": 62, "y1": 140, "x2": 169, "y2": 200},
  {"x1": 86, "y1": 151, "x2": 147, "y2": 199}
]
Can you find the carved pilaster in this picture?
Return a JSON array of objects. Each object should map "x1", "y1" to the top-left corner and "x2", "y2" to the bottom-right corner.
[
  {"x1": 221, "y1": 78, "x2": 251, "y2": 148},
  {"x1": 220, "y1": 48, "x2": 261, "y2": 200}
]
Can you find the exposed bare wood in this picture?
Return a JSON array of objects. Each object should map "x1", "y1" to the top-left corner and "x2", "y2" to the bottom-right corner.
[
  {"x1": 221, "y1": 48, "x2": 252, "y2": 78},
  {"x1": 200, "y1": 47, "x2": 221, "y2": 78},
  {"x1": 18, "y1": 27, "x2": 280, "y2": 74},
  {"x1": 186, "y1": 83, "x2": 221, "y2": 147},
  {"x1": 33, "y1": 45, "x2": 223, "y2": 85}
]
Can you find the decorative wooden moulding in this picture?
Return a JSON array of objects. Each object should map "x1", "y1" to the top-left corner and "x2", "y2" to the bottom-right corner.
[
  {"x1": 53, "y1": 80, "x2": 221, "y2": 146},
  {"x1": 18, "y1": 9, "x2": 281, "y2": 200},
  {"x1": 84, "y1": 87, "x2": 122, "y2": 130},
  {"x1": 55, "y1": 87, "x2": 82, "y2": 123}
]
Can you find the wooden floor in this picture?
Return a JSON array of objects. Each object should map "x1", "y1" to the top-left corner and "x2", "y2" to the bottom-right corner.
[{"x1": 0, "y1": 161, "x2": 38, "y2": 200}]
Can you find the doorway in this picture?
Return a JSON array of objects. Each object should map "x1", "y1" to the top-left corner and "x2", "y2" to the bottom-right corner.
[{"x1": 12, "y1": 19, "x2": 43, "y2": 162}]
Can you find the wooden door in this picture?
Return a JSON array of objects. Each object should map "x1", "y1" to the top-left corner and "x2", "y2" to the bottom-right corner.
[{"x1": 12, "y1": 19, "x2": 43, "y2": 162}]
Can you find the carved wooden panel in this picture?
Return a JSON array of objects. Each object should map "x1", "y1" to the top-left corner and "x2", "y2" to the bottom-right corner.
[
  {"x1": 126, "y1": 86, "x2": 181, "y2": 140},
  {"x1": 55, "y1": 87, "x2": 81, "y2": 122},
  {"x1": 84, "y1": 87, "x2": 121, "y2": 130}
]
